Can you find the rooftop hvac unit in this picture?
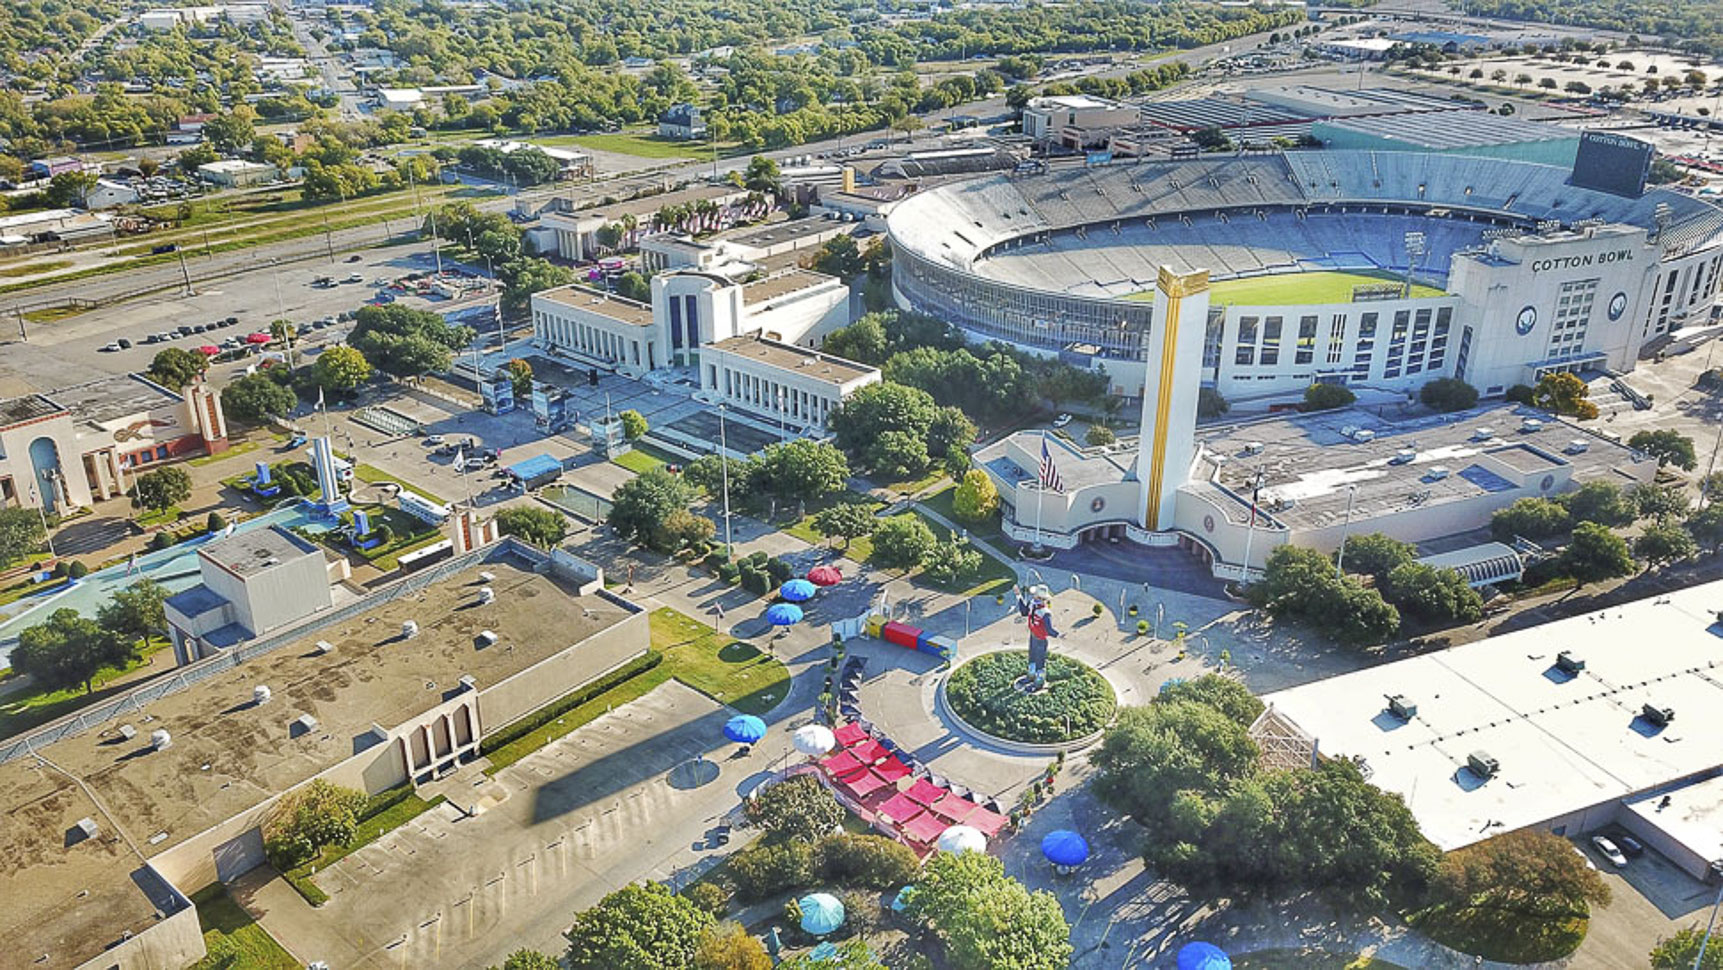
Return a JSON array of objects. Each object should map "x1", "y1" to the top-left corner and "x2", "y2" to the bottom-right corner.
[
  {"x1": 478, "y1": 571, "x2": 495, "y2": 582},
  {"x1": 1467, "y1": 750, "x2": 1499, "y2": 779},
  {"x1": 1353, "y1": 429, "x2": 1376, "y2": 442},
  {"x1": 293, "y1": 714, "x2": 319, "y2": 735},
  {"x1": 1385, "y1": 694, "x2": 1418, "y2": 720},
  {"x1": 1471, "y1": 427, "x2": 1494, "y2": 441},
  {"x1": 1521, "y1": 417, "x2": 1543, "y2": 432},
  {"x1": 1391, "y1": 448, "x2": 1417, "y2": 465},
  {"x1": 118, "y1": 724, "x2": 136, "y2": 741},
  {"x1": 150, "y1": 729, "x2": 172, "y2": 751},
  {"x1": 1555, "y1": 651, "x2": 1585, "y2": 674},
  {"x1": 74, "y1": 817, "x2": 99, "y2": 841},
  {"x1": 315, "y1": 640, "x2": 335, "y2": 655},
  {"x1": 1242, "y1": 441, "x2": 1265, "y2": 456},
  {"x1": 1565, "y1": 439, "x2": 1589, "y2": 454},
  {"x1": 253, "y1": 685, "x2": 272, "y2": 706},
  {"x1": 1642, "y1": 704, "x2": 1675, "y2": 727},
  {"x1": 1425, "y1": 466, "x2": 1451, "y2": 481},
  {"x1": 477, "y1": 630, "x2": 498, "y2": 647},
  {"x1": 477, "y1": 586, "x2": 495, "y2": 605},
  {"x1": 459, "y1": 674, "x2": 477, "y2": 692},
  {"x1": 402, "y1": 620, "x2": 420, "y2": 639}
]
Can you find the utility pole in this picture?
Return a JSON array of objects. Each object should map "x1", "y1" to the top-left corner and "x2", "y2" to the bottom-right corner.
[
  {"x1": 322, "y1": 213, "x2": 335, "y2": 263},
  {"x1": 177, "y1": 247, "x2": 194, "y2": 296},
  {"x1": 1333, "y1": 485, "x2": 1359, "y2": 577},
  {"x1": 14, "y1": 306, "x2": 26, "y2": 342}
]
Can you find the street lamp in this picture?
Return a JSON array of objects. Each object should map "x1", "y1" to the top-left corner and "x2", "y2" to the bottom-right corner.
[{"x1": 1333, "y1": 484, "x2": 1359, "y2": 577}]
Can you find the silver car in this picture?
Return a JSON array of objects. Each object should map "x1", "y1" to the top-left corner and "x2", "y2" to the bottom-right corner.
[{"x1": 1590, "y1": 836, "x2": 1628, "y2": 867}]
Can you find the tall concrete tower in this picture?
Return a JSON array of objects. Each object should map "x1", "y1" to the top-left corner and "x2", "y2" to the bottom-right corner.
[{"x1": 1135, "y1": 266, "x2": 1210, "y2": 532}]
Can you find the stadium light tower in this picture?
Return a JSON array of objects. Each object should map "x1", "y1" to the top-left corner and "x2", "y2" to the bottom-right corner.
[{"x1": 1403, "y1": 231, "x2": 1426, "y2": 298}]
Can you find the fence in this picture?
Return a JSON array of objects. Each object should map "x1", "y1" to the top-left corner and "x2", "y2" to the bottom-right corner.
[{"x1": 0, "y1": 544, "x2": 499, "y2": 766}]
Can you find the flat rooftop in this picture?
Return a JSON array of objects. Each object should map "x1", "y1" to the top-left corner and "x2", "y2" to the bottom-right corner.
[
  {"x1": 975, "y1": 431, "x2": 1137, "y2": 492},
  {"x1": 0, "y1": 393, "x2": 64, "y2": 428},
  {"x1": 742, "y1": 269, "x2": 837, "y2": 305},
  {"x1": 1624, "y1": 774, "x2": 1723, "y2": 873},
  {"x1": 47, "y1": 373, "x2": 182, "y2": 426},
  {"x1": 534, "y1": 285, "x2": 655, "y2": 326},
  {"x1": 722, "y1": 216, "x2": 842, "y2": 250},
  {"x1": 1263, "y1": 578, "x2": 1723, "y2": 851},
  {"x1": 1193, "y1": 403, "x2": 1653, "y2": 531},
  {"x1": 1316, "y1": 109, "x2": 1580, "y2": 149},
  {"x1": 0, "y1": 558, "x2": 633, "y2": 965},
  {"x1": 707, "y1": 335, "x2": 878, "y2": 387},
  {"x1": 199, "y1": 524, "x2": 321, "y2": 577}
]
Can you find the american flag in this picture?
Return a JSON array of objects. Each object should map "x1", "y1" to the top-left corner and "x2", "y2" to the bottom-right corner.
[{"x1": 1039, "y1": 436, "x2": 1064, "y2": 492}]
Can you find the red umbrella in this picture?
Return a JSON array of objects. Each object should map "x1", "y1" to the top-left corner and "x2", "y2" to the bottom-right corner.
[
  {"x1": 196, "y1": 345, "x2": 220, "y2": 355},
  {"x1": 807, "y1": 565, "x2": 842, "y2": 587},
  {"x1": 246, "y1": 332, "x2": 272, "y2": 344}
]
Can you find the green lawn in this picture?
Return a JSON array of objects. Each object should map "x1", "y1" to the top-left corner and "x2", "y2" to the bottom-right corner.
[
  {"x1": 0, "y1": 259, "x2": 72, "y2": 278},
  {"x1": 134, "y1": 506, "x2": 182, "y2": 528},
  {"x1": 920, "y1": 484, "x2": 1006, "y2": 544},
  {"x1": 1128, "y1": 270, "x2": 1445, "y2": 306},
  {"x1": 187, "y1": 438, "x2": 264, "y2": 467},
  {"x1": 559, "y1": 131, "x2": 711, "y2": 159},
  {"x1": 483, "y1": 607, "x2": 789, "y2": 773},
  {"x1": 786, "y1": 500, "x2": 1013, "y2": 597},
  {"x1": 612, "y1": 443, "x2": 679, "y2": 475},
  {"x1": 1410, "y1": 902, "x2": 1587, "y2": 963},
  {"x1": 782, "y1": 492, "x2": 887, "y2": 563},
  {"x1": 187, "y1": 883, "x2": 299, "y2": 970},
  {"x1": 0, "y1": 639, "x2": 167, "y2": 740},
  {"x1": 1231, "y1": 950, "x2": 1411, "y2": 970},
  {"x1": 281, "y1": 791, "x2": 447, "y2": 906},
  {"x1": 0, "y1": 573, "x2": 68, "y2": 609},
  {"x1": 354, "y1": 463, "x2": 447, "y2": 505}
]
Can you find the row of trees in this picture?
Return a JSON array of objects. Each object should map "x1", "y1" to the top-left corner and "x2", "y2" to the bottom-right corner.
[{"x1": 10, "y1": 581, "x2": 169, "y2": 696}]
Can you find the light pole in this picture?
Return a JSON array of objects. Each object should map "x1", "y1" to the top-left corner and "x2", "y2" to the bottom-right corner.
[
  {"x1": 1333, "y1": 484, "x2": 1359, "y2": 577},
  {"x1": 1403, "y1": 231, "x2": 1426, "y2": 298},
  {"x1": 1237, "y1": 467, "x2": 1265, "y2": 586}
]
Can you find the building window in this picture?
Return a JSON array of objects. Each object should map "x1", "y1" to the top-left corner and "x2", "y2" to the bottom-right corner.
[
  {"x1": 1235, "y1": 316, "x2": 1258, "y2": 366},
  {"x1": 1295, "y1": 315, "x2": 1317, "y2": 365},
  {"x1": 1327, "y1": 314, "x2": 1346, "y2": 365},
  {"x1": 1261, "y1": 316, "x2": 1282, "y2": 366}
]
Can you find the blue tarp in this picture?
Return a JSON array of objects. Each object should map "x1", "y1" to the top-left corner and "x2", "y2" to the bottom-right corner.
[{"x1": 507, "y1": 453, "x2": 562, "y2": 483}]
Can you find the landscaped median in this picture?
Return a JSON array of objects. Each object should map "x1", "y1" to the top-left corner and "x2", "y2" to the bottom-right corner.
[
  {"x1": 482, "y1": 607, "x2": 790, "y2": 773},
  {"x1": 279, "y1": 786, "x2": 448, "y2": 907}
]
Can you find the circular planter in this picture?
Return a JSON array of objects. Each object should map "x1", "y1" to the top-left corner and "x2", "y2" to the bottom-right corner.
[{"x1": 939, "y1": 650, "x2": 1116, "y2": 753}]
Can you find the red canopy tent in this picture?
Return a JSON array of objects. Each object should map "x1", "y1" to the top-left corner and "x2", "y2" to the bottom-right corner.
[
  {"x1": 872, "y1": 756, "x2": 911, "y2": 783},
  {"x1": 877, "y1": 791, "x2": 924, "y2": 825},
  {"x1": 929, "y1": 796, "x2": 977, "y2": 824},
  {"x1": 849, "y1": 738, "x2": 888, "y2": 765},
  {"x1": 964, "y1": 804, "x2": 1010, "y2": 837},
  {"x1": 833, "y1": 723, "x2": 869, "y2": 748},
  {"x1": 841, "y1": 770, "x2": 891, "y2": 800},
  {"x1": 903, "y1": 778, "x2": 948, "y2": 806},
  {"x1": 821, "y1": 750, "x2": 863, "y2": 776},
  {"x1": 902, "y1": 811, "x2": 950, "y2": 844}
]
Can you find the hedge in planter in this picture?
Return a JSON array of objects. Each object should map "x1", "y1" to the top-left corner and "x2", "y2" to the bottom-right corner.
[{"x1": 945, "y1": 651, "x2": 1116, "y2": 744}]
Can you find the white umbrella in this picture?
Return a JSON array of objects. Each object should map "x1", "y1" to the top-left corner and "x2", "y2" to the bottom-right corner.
[
  {"x1": 936, "y1": 825, "x2": 987, "y2": 854},
  {"x1": 793, "y1": 724, "x2": 836, "y2": 757}
]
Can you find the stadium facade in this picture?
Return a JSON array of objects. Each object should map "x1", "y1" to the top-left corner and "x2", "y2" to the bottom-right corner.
[{"x1": 896, "y1": 150, "x2": 1723, "y2": 565}]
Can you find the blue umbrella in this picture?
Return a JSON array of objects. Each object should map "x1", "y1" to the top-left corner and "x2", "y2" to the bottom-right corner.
[
  {"x1": 798, "y1": 892, "x2": 846, "y2": 936},
  {"x1": 1041, "y1": 829, "x2": 1090, "y2": 867},
  {"x1": 779, "y1": 578, "x2": 817, "y2": 602},
  {"x1": 764, "y1": 603, "x2": 804, "y2": 627},
  {"x1": 724, "y1": 714, "x2": 767, "y2": 744},
  {"x1": 890, "y1": 885, "x2": 918, "y2": 912},
  {"x1": 808, "y1": 942, "x2": 838, "y2": 960},
  {"x1": 1177, "y1": 942, "x2": 1232, "y2": 970}
]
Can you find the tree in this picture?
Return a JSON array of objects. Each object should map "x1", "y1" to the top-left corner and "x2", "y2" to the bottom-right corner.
[
  {"x1": 1562, "y1": 480, "x2": 1634, "y2": 527},
  {"x1": 488, "y1": 951, "x2": 561, "y2": 970},
  {"x1": 951, "y1": 469, "x2": 1000, "y2": 524},
  {"x1": 822, "y1": 315, "x2": 888, "y2": 365},
  {"x1": 908, "y1": 850, "x2": 1072, "y2": 970},
  {"x1": 1430, "y1": 829, "x2": 1609, "y2": 929},
  {"x1": 565, "y1": 882, "x2": 713, "y2": 970},
  {"x1": 202, "y1": 112, "x2": 255, "y2": 154},
  {"x1": 809, "y1": 234, "x2": 865, "y2": 279},
  {"x1": 1339, "y1": 532, "x2": 1415, "y2": 580},
  {"x1": 1563, "y1": 522, "x2": 1635, "y2": 584},
  {"x1": 1689, "y1": 503, "x2": 1723, "y2": 553},
  {"x1": 263, "y1": 779, "x2": 366, "y2": 870},
  {"x1": 780, "y1": 938, "x2": 888, "y2": 970},
  {"x1": 221, "y1": 372, "x2": 297, "y2": 425},
  {"x1": 1629, "y1": 429, "x2": 1697, "y2": 470},
  {"x1": 927, "y1": 407, "x2": 978, "y2": 462},
  {"x1": 1198, "y1": 386, "x2": 1230, "y2": 419},
  {"x1": 619, "y1": 409, "x2": 648, "y2": 441},
  {"x1": 501, "y1": 257, "x2": 575, "y2": 313},
  {"x1": 1250, "y1": 545, "x2": 1401, "y2": 645},
  {"x1": 1634, "y1": 523, "x2": 1697, "y2": 570},
  {"x1": 1085, "y1": 424, "x2": 1116, "y2": 447},
  {"x1": 310, "y1": 344, "x2": 374, "y2": 393},
  {"x1": 502, "y1": 358, "x2": 533, "y2": 397},
  {"x1": 1093, "y1": 700, "x2": 1260, "y2": 823},
  {"x1": 608, "y1": 469, "x2": 695, "y2": 547},
  {"x1": 1381, "y1": 563, "x2": 1484, "y2": 625},
  {"x1": 743, "y1": 155, "x2": 781, "y2": 194},
  {"x1": 830, "y1": 382, "x2": 937, "y2": 469},
  {"x1": 654, "y1": 508, "x2": 716, "y2": 552},
  {"x1": 96, "y1": 579, "x2": 168, "y2": 647},
  {"x1": 1531, "y1": 372, "x2": 1598, "y2": 419},
  {"x1": 496, "y1": 506, "x2": 569, "y2": 549},
  {"x1": 1631, "y1": 483, "x2": 1691, "y2": 523},
  {"x1": 871, "y1": 515, "x2": 936, "y2": 570},
  {"x1": 1419, "y1": 377, "x2": 1479, "y2": 412},
  {"x1": 46, "y1": 169, "x2": 98, "y2": 207},
  {"x1": 693, "y1": 923, "x2": 770, "y2": 970},
  {"x1": 147, "y1": 347, "x2": 208, "y2": 390},
  {"x1": 616, "y1": 271, "x2": 651, "y2": 302},
  {"x1": 1155, "y1": 674, "x2": 1264, "y2": 726},
  {"x1": 815, "y1": 833, "x2": 919, "y2": 889},
  {"x1": 1651, "y1": 926, "x2": 1723, "y2": 970},
  {"x1": 922, "y1": 538, "x2": 983, "y2": 587},
  {"x1": 0, "y1": 506, "x2": 47, "y2": 569},
  {"x1": 759, "y1": 440, "x2": 849, "y2": 513},
  {"x1": 11, "y1": 608, "x2": 133, "y2": 695},
  {"x1": 1302, "y1": 383, "x2": 1356, "y2": 411},
  {"x1": 744, "y1": 775, "x2": 845, "y2": 842},
  {"x1": 812, "y1": 503, "x2": 876, "y2": 549},
  {"x1": 1491, "y1": 496, "x2": 1569, "y2": 541},
  {"x1": 134, "y1": 466, "x2": 192, "y2": 512},
  {"x1": 349, "y1": 304, "x2": 476, "y2": 378}
]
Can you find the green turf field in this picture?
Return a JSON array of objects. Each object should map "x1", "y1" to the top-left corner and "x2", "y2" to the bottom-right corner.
[{"x1": 1127, "y1": 270, "x2": 1444, "y2": 305}]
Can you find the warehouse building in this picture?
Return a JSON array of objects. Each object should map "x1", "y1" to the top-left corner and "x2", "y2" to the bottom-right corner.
[
  {"x1": 164, "y1": 525, "x2": 341, "y2": 662},
  {"x1": 698, "y1": 333, "x2": 881, "y2": 432},
  {"x1": 0, "y1": 542, "x2": 649, "y2": 970},
  {"x1": 1258, "y1": 578, "x2": 1723, "y2": 880}
]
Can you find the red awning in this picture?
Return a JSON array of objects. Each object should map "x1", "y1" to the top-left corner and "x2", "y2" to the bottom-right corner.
[
  {"x1": 821, "y1": 750, "x2": 863, "y2": 776},
  {"x1": 833, "y1": 723, "x2": 869, "y2": 747},
  {"x1": 877, "y1": 791, "x2": 924, "y2": 825},
  {"x1": 904, "y1": 778, "x2": 947, "y2": 806},
  {"x1": 930, "y1": 797, "x2": 976, "y2": 824},
  {"x1": 964, "y1": 804, "x2": 1009, "y2": 837},
  {"x1": 902, "y1": 812, "x2": 949, "y2": 844},
  {"x1": 842, "y1": 770, "x2": 890, "y2": 799},
  {"x1": 872, "y1": 756, "x2": 911, "y2": 783},
  {"x1": 849, "y1": 739, "x2": 888, "y2": 765}
]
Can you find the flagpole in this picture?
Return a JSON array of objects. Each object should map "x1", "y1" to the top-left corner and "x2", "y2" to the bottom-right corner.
[
  {"x1": 1238, "y1": 467, "x2": 1263, "y2": 586},
  {"x1": 1034, "y1": 430, "x2": 1047, "y2": 553}
]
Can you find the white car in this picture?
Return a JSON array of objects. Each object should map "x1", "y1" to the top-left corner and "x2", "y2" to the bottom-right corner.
[
  {"x1": 99, "y1": 342, "x2": 120, "y2": 352},
  {"x1": 1591, "y1": 836, "x2": 1628, "y2": 868},
  {"x1": 1052, "y1": 413, "x2": 1073, "y2": 428}
]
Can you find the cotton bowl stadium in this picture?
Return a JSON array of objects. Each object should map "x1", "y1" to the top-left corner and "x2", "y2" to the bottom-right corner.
[
  {"x1": 888, "y1": 141, "x2": 1723, "y2": 569},
  {"x1": 885, "y1": 143, "x2": 1723, "y2": 404}
]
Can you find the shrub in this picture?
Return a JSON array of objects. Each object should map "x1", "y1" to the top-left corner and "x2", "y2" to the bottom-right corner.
[
  {"x1": 207, "y1": 511, "x2": 226, "y2": 532},
  {"x1": 728, "y1": 839, "x2": 814, "y2": 900},
  {"x1": 717, "y1": 562, "x2": 740, "y2": 583},
  {"x1": 1303, "y1": 383, "x2": 1356, "y2": 411},
  {"x1": 66, "y1": 560, "x2": 88, "y2": 579},
  {"x1": 744, "y1": 776, "x2": 845, "y2": 842},
  {"x1": 815, "y1": 833, "x2": 919, "y2": 889},
  {"x1": 946, "y1": 652, "x2": 1117, "y2": 743},
  {"x1": 1505, "y1": 383, "x2": 1536, "y2": 405},
  {"x1": 684, "y1": 881, "x2": 731, "y2": 918},
  {"x1": 765, "y1": 556, "x2": 793, "y2": 585},
  {"x1": 149, "y1": 531, "x2": 174, "y2": 551},
  {"x1": 477, "y1": 651, "x2": 663, "y2": 755},
  {"x1": 51, "y1": 560, "x2": 67, "y2": 578}
]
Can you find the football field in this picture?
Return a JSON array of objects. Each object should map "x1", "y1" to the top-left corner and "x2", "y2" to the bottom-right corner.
[{"x1": 1127, "y1": 270, "x2": 1445, "y2": 305}]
